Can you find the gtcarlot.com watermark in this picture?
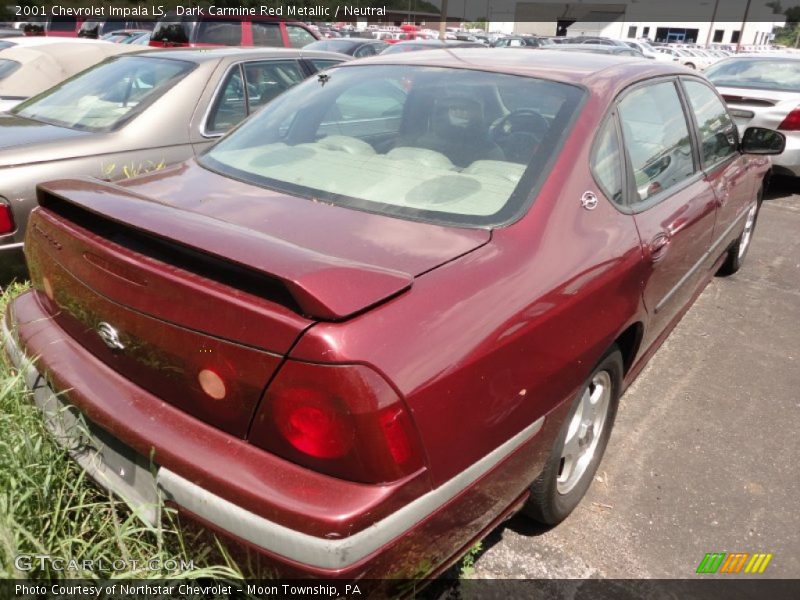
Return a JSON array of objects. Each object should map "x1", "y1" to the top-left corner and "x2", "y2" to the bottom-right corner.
[{"x1": 14, "y1": 554, "x2": 194, "y2": 573}]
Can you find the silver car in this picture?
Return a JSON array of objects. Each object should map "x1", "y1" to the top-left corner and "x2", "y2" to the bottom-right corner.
[
  {"x1": 0, "y1": 47, "x2": 349, "y2": 279},
  {"x1": 706, "y1": 55, "x2": 800, "y2": 177}
]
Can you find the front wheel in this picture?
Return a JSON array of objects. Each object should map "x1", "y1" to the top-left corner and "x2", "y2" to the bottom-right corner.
[
  {"x1": 522, "y1": 347, "x2": 623, "y2": 525},
  {"x1": 717, "y1": 193, "x2": 761, "y2": 276}
]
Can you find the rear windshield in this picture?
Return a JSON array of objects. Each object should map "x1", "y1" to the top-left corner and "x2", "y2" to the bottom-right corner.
[
  {"x1": 0, "y1": 58, "x2": 20, "y2": 80},
  {"x1": 705, "y1": 58, "x2": 800, "y2": 92},
  {"x1": 13, "y1": 56, "x2": 194, "y2": 132},
  {"x1": 151, "y1": 21, "x2": 191, "y2": 44},
  {"x1": 201, "y1": 65, "x2": 584, "y2": 227}
]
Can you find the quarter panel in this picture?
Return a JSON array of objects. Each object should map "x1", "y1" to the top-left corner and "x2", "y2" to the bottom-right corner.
[{"x1": 291, "y1": 108, "x2": 647, "y2": 485}]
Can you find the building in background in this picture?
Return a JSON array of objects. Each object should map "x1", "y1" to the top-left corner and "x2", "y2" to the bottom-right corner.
[{"x1": 484, "y1": 0, "x2": 786, "y2": 44}]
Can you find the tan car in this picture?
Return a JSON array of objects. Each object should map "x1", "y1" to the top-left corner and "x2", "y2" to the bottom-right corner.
[
  {"x1": 0, "y1": 47, "x2": 349, "y2": 279},
  {"x1": 0, "y1": 41, "x2": 137, "y2": 112}
]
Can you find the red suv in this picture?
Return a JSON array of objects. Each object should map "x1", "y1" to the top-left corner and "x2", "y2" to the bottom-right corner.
[{"x1": 149, "y1": 17, "x2": 319, "y2": 48}]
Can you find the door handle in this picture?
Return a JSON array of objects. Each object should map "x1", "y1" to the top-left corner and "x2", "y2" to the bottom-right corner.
[{"x1": 649, "y1": 232, "x2": 671, "y2": 263}]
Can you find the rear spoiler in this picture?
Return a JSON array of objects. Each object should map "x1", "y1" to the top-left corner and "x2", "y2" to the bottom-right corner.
[{"x1": 36, "y1": 179, "x2": 413, "y2": 321}]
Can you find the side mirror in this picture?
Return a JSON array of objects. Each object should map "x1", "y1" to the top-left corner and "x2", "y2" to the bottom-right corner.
[{"x1": 741, "y1": 127, "x2": 786, "y2": 155}]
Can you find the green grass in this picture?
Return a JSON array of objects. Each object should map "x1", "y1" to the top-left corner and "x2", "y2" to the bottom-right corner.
[{"x1": 0, "y1": 283, "x2": 243, "y2": 579}]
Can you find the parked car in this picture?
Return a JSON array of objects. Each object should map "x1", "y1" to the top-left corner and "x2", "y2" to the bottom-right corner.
[
  {"x1": 4, "y1": 50, "x2": 783, "y2": 580},
  {"x1": 100, "y1": 29, "x2": 152, "y2": 45},
  {"x1": 569, "y1": 36, "x2": 630, "y2": 47},
  {"x1": 0, "y1": 42, "x2": 136, "y2": 112},
  {"x1": 78, "y1": 19, "x2": 154, "y2": 39},
  {"x1": 706, "y1": 55, "x2": 800, "y2": 176},
  {"x1": 381, "y1": 39, "x2": 486, "y2": 54},
  {"x1": 149, "y1": 16, "x2": 319, "y2": 48},
  {"x1": 657, "y1": 46, "x2": 707, "y2": 69},
  {"x1": 542, "y1": 43, "x2": 644, "y2": 58},
  {"x1": 0, "y1": 28, "x2": 23, "y2": 38},
  {"x1": 492, "y1": 35, "x2": 545, "y2": 48},
  {"x1": 304, "y1": 38, "x2": 388, "y2": 58},
  {"x1": 0, "y1": 47, "x2": 349, "y2": 279},
  {"x1": 624, "y1": 40, "x2": 675, "y2": 62}
]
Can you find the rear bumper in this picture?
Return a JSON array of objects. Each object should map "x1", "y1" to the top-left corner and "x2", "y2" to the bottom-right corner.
[{"x1": 3, "y1": 290, "x2": 551, "y2": 577}]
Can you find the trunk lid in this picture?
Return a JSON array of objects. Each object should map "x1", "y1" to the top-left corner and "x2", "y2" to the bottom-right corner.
[{"x1": 26, "y1": 171, "x2": 489, "y2": 436}]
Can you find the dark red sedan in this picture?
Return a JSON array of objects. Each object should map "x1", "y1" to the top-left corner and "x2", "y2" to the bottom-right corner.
[{"x1": 4, "y1": 50, "x2": 785, "y2": 579}]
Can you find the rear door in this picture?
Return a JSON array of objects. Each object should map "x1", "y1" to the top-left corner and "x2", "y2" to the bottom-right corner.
[
  {"x1": 681, "y1": 78, "x2": 755, "y2": 244},
  {"x1": 616, "y1": 79, "x2": 718, "y2": 345}
]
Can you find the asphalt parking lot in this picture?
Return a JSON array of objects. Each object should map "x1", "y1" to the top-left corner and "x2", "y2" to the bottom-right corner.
[{"x1": 466, "y1": 177, "x2": 800, "y2": 580}]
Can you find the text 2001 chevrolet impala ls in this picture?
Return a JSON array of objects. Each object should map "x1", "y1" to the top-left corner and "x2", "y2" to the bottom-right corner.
[{"x1": 4, "y1": 50, "x2": 785, "y2": 579}]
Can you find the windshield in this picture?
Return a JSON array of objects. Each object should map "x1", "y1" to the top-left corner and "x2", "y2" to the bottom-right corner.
[
  {"x1": 0, "y1": 58, "x2": 20, "y2": 80},
  {"x1": 13, "y1": 56, "x2": 194, "y2": 132},
  {"x1": 201, "y1": 65, "x2": 585, "y2": 227},
  {"x1": 705, "y1": 58, "x2": 800, "y2": 92}
]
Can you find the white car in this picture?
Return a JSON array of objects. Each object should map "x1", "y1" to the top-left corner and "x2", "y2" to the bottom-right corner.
[
  {"x1": 706, "y1": 55, "x2": 800, "y2": 176},
  {"x1": 657, "y1": 47, "x2": 711, "y2": 70},
  {"x1": 0, "y1": 42, "x2": 136, "y2": 112},
  {"x1": 0, "y1": 35, "x2": 114, "y2": 51},
  {"x1": 624, "y1": 40, "x2": 676, "y2": 62}
]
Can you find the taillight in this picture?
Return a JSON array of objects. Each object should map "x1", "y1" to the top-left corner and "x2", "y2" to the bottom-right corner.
[
  {"x1": 0, "y1": 203, "x2": 15, "y2": 234},
  {"x1": 778, "y1": 107, "x2": 800, "y2": 131},
  {"x1": 250, "y1": 361, "x2": 424, "y2": 483}
]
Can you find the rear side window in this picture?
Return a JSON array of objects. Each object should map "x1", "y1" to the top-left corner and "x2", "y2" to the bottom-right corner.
[
  {"x1": 252, "y1": 22, "x2": 282, "y2": 47},
  {"x1": 207, "y1": 67, "x2": 247, "y2": 134},
  {"x1": 591, "y1": 117, "x2": 624, "y2": 205},
  {"x1": 207, "y1": 60, "x2": 305, "y2": 134},
  {"x1": 244, "y1": 60, "x2": 304, "y2": 110},
  {"x1": 618, "y1": 81, "x2": 696, "y2": 204},
  {"x1": 286, "y1": 25, "x2": 316, "y2": 48},
  {"x1": 682, "y1": 80, "x2": 738, "y2": 167},
  {"x1": 195, "y1": 20, "x2": 241, "y2": 46}
]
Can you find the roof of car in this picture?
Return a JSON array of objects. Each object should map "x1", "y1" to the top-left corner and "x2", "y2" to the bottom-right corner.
[
  {"x1": 0, "y1": 42, "x2": 139, "y2": 96},
  {"x1": 341, "y1": 47, "x2": 690, "y2": 92},
  {"x1": 131, "y1": 46, "x2": 352, "y2": 63}
]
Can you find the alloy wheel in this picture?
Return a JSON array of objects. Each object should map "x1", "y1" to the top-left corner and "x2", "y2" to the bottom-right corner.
[{"x1": 557, "y1": 370, "x2": 612, "y2": 495}]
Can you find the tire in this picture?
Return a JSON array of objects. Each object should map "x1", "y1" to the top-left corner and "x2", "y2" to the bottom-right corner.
[
  {"x1": 522, "y1": 347, "x2": 623, "y2": 526},
  {"x1": 717, "y1": 188, "x2": 762, "y2": 277}
]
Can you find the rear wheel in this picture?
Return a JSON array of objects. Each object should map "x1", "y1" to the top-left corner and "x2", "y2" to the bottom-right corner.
[
  {"x1": 717, "y1": 189, "x2": 762, "y2": 276},
  {"x1": 522, "y1": 347, "x2": 623, "y2": 525}
]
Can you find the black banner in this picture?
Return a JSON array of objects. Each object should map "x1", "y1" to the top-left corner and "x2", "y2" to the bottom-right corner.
[
  {"x1": 0, "y1": 0, "x2": 797, "y2": 24},
  {"x1": 2, "y1": 579, "x2": 800, "y2": 600}
]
